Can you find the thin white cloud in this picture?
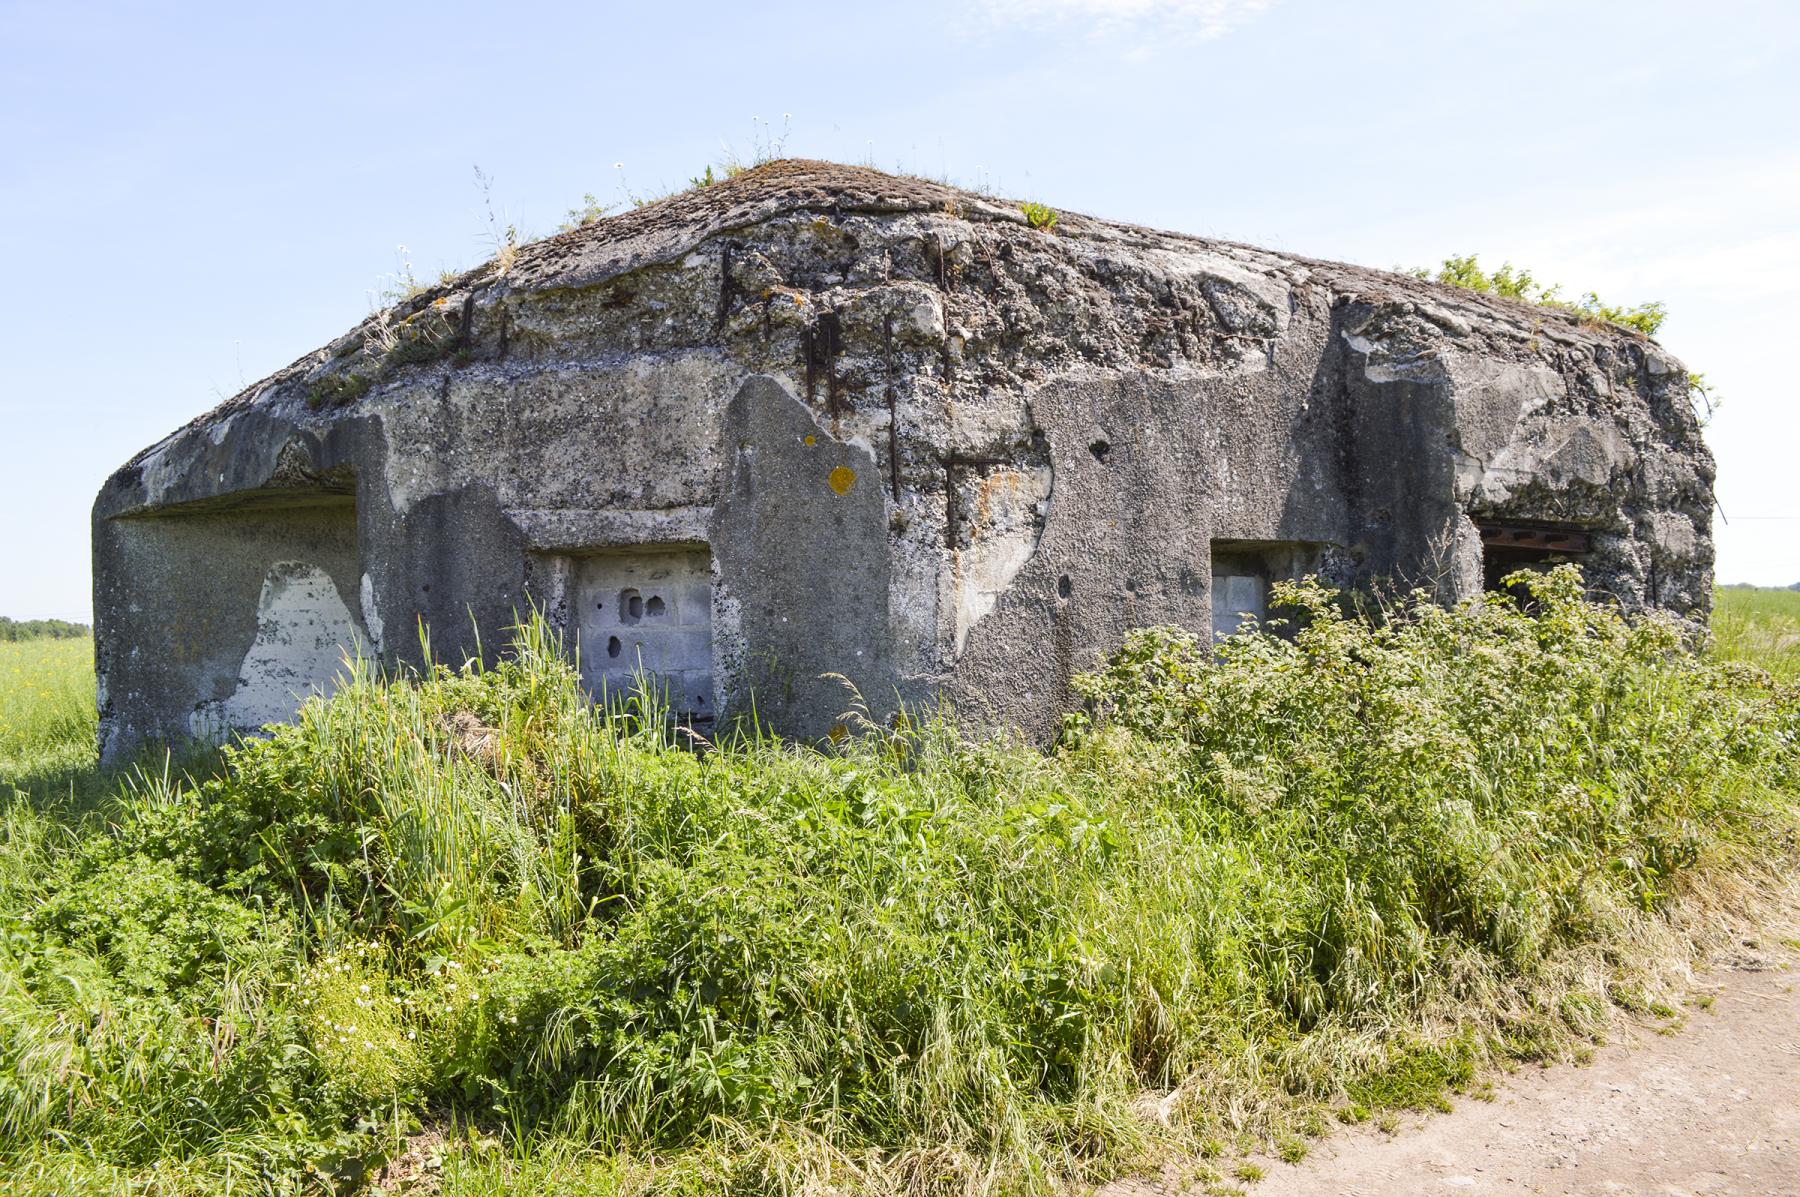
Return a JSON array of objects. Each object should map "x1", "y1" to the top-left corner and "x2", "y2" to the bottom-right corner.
[{"x1": 967, "y1": 0, "x2": 1279, "y2": 48}]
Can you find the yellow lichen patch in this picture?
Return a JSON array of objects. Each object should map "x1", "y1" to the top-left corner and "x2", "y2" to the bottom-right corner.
[
  {"x1": 804, "y1": 434, "x2": 817, "y2": 447},
  {"x1": 827, "y1": 466, "x2": 857, "y2": 495}
]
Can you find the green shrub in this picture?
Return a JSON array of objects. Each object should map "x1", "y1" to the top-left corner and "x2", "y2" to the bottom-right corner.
[
  {"x1": 0, "y1": 570, "x2": 1795, "y2": 1193},
  {"x1": 0, "y1": 617, "x2": 88, "y2": 642},
  {"x1": 1410, "y1": 253, "x2": 1668, "y2": 336}
]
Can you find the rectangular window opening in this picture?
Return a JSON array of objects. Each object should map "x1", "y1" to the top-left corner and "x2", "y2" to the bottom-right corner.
[
  {"x1": 1209, "y1": 540, "x2": 1322, "y2": 641},
  {"x1": 1476, "y1": 521, "x2": 1591, "y2": 596}
]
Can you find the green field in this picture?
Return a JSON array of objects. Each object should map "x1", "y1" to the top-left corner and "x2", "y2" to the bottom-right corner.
[
  {"x1": 0, "y1": 634, "x2": 96, "y2": 787},
  {"x1": 0, "y1": 580, "x2": 1796, "y2": 1196},
  {"x1": 1713, "y1": 586, "x2": 1800, "y2": 681}
]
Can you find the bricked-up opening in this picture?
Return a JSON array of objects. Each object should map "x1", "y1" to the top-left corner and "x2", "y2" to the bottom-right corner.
[
  {"x1": 1209, "y1": 540, "x2": 1323, "y2": 641},
  {"x1": 573, "y1": 547, "x2": 715, "y2": 722},
  {"x1": 1476, "y1": 521, "x2": 1592, "y2": 596}
]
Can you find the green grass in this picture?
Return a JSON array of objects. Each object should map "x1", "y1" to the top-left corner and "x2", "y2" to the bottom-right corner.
[
  {"x1": 0, "y1": 574, "x2": 1796, "y2": 1195},
  {"x1": 1714, "y1": 587, "x2": 1800, "y2": 682},
  {"x1": 0, "y1": 636, "x2": 96, "y2": 785}
]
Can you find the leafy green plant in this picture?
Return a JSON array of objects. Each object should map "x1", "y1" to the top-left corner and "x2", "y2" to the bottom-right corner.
[
  {"x1": 1021, "y1": 201, "x2": 1059, "y2": 233},
  {"x1": 1410, "y1": 253, "x2": 1667, "y2": 336},
  {"x1": 559, "y1": 193, "x2": 613, "y2": 231},
  {"x1": 0, "y1": 574, "x2": 1796, "y2": 1193}
]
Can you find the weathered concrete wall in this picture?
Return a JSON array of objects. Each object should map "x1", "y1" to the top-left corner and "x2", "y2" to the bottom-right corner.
[
  {"x1": 92, "y1": 500, "x2": 364, "y2": 758},
  {"x1": 93, "y1": 161, "x2": 1714, "y2": 759}
]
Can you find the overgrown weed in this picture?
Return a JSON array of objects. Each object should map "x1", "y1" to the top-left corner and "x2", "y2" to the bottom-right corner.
[
  {"x1": 1, "y1": 576, "x2": 1796, "y2": 1193},
  {"x1": 1408, "y1": 252, "x2": 1668, "y2": 337}
]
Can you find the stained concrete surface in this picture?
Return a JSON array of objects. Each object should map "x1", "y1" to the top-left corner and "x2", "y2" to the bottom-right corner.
[{"x1": 92, "y1": 161, "x2": 1716, "y2": 758}]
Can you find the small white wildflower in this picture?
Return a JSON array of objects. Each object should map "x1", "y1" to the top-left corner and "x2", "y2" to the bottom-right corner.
[{"x1": 359, "y1": 983, "x2": 370, "y2": 994}]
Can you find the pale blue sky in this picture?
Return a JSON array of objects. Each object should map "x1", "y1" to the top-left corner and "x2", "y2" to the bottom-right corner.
[{"x1": 4, "y1": 0, "x2": 1796, "y2": 620}]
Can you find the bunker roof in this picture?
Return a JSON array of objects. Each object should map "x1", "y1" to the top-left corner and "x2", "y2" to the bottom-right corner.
[{"x1": 153, "y1": 158, "x2": 1664, "y2": 459}]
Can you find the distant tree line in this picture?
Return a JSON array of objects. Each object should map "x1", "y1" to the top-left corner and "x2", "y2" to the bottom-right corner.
[{"x1": 0, "y1": 617, "x2": 90, "y2": 641}]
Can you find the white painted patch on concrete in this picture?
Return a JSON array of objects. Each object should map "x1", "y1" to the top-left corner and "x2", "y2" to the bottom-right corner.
[
  {"x1": 359, "y1": 572, "x2": 386, "y2": 656},
  {"x1": 953, "y1": 463, "x2": 1054, "y2": 656},
  {"x1": 192, "y1": 562, "x2": 364, "y2": 737}
]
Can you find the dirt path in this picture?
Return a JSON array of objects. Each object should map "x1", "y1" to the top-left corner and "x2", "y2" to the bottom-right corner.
[{"x1": 1251, "y1": 934, "x2": 1800, "y2": 1197}]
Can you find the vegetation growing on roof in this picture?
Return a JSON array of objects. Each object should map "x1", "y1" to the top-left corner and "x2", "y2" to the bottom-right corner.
[
  {"x1": 1020, "y1": 200, "x2": 1058, "y2": 232},
  {"x1": 559, "y1": 192, "x2": 614, "y2": 231},
  {"x1": 1407, "y1": 253, "x2": 1718, "y2": 419},
  {"x1": 1409, "y1": 253, "x2": 1668, "y2": 337},
  {"x1": 303, "y1": 371, "x2": 372, "y2": 410}
]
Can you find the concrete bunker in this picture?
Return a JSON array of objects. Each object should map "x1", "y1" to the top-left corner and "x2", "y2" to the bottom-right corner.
[{"x1": 92, "y1": 161, "x2": 1715, "y2": 759}]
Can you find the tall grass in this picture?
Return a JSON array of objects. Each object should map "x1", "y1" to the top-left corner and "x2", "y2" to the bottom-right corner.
[
  {"x1": 0, "y1": 636, "x2": 95, "y2": 785},
  {"x1": 1714, "y1": 587, "x2": 1800, "y2": 681},
  {"x1": 0, "y1": 574, "x2": 1795, "y2": 1195}
]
